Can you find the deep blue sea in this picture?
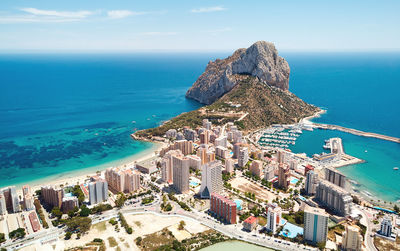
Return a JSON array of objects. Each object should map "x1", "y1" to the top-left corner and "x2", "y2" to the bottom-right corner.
[{"x1": 0, "y1": 52, "x2": 399, "y2": 202}]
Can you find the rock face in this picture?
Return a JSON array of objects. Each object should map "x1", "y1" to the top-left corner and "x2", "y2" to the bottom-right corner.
[{"x1": 186, "y1": 41, "x2": 290, "y2": 104}]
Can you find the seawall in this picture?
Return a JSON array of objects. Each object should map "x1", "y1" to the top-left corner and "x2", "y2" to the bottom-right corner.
[{"x1": 313, "y1": 123, "x2": 400, "y2": 144}]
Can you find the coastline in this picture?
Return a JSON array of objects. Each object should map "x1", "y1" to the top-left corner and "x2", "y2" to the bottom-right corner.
[
  {"x1": 299, "y1": 109, "x2": 400, "y2": 205},
  {"x1": 12, "y1": 141, "x2": 166, "y2": 191}
]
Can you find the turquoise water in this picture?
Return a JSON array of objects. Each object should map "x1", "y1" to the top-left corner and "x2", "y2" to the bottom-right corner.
[
  {"x1": 279, "y1": 222, "x2": 303, "y2": 239},
  {"x1": 290, "y1": 177, "x2": 299, "y2": 184},
  {"x1": 285, "y1": 52, "x2": 400, "y2": 203},
  {"x1": 0, "y1": 54, "x2": 207, "y2": 187},
  {"x1": 234, "y1": 199, "x2": 243, "y2": 211},
  {"x1": 290, "y1": 129, "x2": 400, "y2": 202},
  {"x1": 1, "y1": 52, "x2": 399, "y2": 202}
]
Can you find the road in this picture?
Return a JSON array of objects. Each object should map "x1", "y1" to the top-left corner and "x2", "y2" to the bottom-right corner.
[
  {"x1": 357, "y1": 205, "x2": 378, "y2": 251},
  {"x1": 3, "y1": 190, "x2": 317, "y2": 251}
]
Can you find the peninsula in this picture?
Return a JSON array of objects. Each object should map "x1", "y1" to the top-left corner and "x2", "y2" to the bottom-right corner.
[{"x1": 1, "y1": 41, "x2": 399, "y2": 251}]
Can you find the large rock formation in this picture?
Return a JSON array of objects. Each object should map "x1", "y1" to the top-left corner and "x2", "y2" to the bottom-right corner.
[{"x1": 186, "y1": 41, "x2": 290, "y2": 104}]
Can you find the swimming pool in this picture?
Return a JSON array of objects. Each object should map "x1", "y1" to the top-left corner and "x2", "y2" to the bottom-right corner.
[
  {"x1": 234, "y1": 199, "x2": 243, "y2": 210},
  {"x1": 190, "y1": 181, "x2": 199, "y2": 187},
  {"x1": 279, "y1": 222, "x2": 303, "y2": 239},
  {"x1": 290, "y1": 177, "x2": 299, "y2": 184}
]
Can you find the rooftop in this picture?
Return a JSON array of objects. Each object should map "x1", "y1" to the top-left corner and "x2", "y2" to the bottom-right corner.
[{"x1": 244, "y1": 216, "x2": 258, "y2": 224}]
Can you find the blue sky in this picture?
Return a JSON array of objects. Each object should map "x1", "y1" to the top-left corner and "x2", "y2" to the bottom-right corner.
[{"x1": 0, "y1": 0, "x2": 399, "y2": 52}]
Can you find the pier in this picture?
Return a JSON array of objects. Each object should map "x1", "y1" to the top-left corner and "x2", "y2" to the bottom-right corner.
[{"x1": 313, "y1": 123, "x2": 400, "y2": 144}]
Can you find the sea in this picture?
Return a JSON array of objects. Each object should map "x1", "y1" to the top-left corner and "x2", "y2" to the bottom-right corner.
[{"x1": 1, "y1": 52, "x2": 400, "y2": 202}]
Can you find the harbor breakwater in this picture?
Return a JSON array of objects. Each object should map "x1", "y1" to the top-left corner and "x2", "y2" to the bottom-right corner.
[{"x1": 313, "y1": 123, "x2": 400, "y2": 144}]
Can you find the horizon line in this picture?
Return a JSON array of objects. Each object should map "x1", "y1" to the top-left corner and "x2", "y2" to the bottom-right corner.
[{"x1": 1, "y1": 48, "x2": 400, "y2": 54}]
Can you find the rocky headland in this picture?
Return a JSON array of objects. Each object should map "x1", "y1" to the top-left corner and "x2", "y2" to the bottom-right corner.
[
  {"x1": 135, "y1": 41, "x2": 319, "y2": 139},
  {"x1": 186, "y1": 41, "x2": 290, "y2": 104}
]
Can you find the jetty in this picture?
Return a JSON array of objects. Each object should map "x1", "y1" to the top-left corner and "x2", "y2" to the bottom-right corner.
[{"x1": 313, "y1": 123, "x2": 400, "y2": 144}]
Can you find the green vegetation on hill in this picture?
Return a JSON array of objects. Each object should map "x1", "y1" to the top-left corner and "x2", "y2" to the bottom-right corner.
[{"x1": 136, "y1": 76, "x2": 318, "y2": 138}]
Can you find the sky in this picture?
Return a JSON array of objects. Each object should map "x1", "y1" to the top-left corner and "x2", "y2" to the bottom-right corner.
[{"x1": 0, "y1": 0, "x2": 399, "y2": 52}]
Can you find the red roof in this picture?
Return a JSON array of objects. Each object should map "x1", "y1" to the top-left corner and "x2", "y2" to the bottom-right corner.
[
  {"x1": 244, "y1": 216, "x2": 257, "y2": 224},
  {"x1": 29, "y1": 212, "x2": 40, "y2": 232}
]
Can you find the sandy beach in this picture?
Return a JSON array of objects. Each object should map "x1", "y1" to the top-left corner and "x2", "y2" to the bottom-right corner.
[
  {"x1": 300, "y1": 109, "x2": 327, "y2": 124},
  {"x1": 24, "y1": 141, "x2": 166, "y2": 192}
]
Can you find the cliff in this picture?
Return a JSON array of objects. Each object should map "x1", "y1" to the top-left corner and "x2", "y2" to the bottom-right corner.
[
  {"x1": 186, "y1": 41, "x2": 290, "y2": 104},
  {"x1": 134, "y1": 41, "x2": 319, "y2": 139}
]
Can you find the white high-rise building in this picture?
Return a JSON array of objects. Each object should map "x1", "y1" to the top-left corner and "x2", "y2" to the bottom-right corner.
[
  {"x1": 203, "y1": 119, "x2": 212, "y2": 130},
  {"x1": 266, "y1": 204, "x2": 282, "y2": 234},
  {"x1": 238, "y1": 147, "x2": 249, "y2": 167},
  {"x1": 264, "y1": 165, "x2": 275, "y2": 181},
  {"x1": 23, "y1": 194, "x2": 35, "y2": 211},
  {"x1": 304, "y1": 205, "x2": 329, "y2": 244},
  {"x1": 89, "y1": 178, "x2": 109, "y2": 205},
  {"x1": 2, "y1": 186, "x2": 20, "y2": 213},
  {"x1": 214, "y1": 136, "x2": 227, "y2": 148},
  {"x1": 0, "y1": 193, "x2": 6, "y2": 215},
  {"x1": 380, "y1": 216, "x2": 392, "y2": 237},
  {"x1": 305, "y1": 170, "x2": 319, "y2": 195},
  {"x1": 200, "y1": 161, "x2": 223, "y2": 198}
]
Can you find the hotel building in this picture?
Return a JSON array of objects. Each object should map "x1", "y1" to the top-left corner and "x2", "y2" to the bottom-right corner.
[
  {"x1": 225, "y1": 158, "x2": 235, "y2": 174},
  {"x1": 250, "y1": 160, "x2": 263, "y2": 178},
  {"x1": 266, "y1": 203, "x2": 282, "y2": 234},
  {"x1": 264, "y1": 165, "x2": 275, "y2": 181},
  {"x1": 342, "y1": 225, "x2": 363, "y2": 251},
  {"x1": 238, "y1": 147, "x2": 249, "y2": 167},
  {"x1": 41, "y1": 186, "x2": 64, "y2": 209},
  {"x1": 315, "y1": 179, "x2": 352, "y2": 216},
  {"x1": 305, "y1": 170, "x2": 319, "y2": 195},
  {"x1": 0, "y1": 193, "x2": 6, "y2": 215},
  {"x1": 304, "y1": 205, "x2": 329, "y2": 244},
  {"x1": 278, "y1": 163, "x2": 290, "y2": 190},
  {"x1": 200, "y1": 161, "x2": 223, "y2": 198},
  {"x1": 88, "y1": 178, "x2": 109, "y2": 205},
  {"x1": 105, "y1": 167, "x2": 140, "y2": 193},
  {"x1": 210, "y1": 193, "x2": 237, "y2": 224},
  {"x1": 172, "y1": 155, "x2": 190, "y2": 193}
]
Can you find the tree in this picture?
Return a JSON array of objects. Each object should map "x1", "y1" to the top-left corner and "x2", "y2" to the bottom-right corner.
[
  {"x1": 51, "y1": 207, "x2": 63, "y2": 219},
  {"x1": 178, "y1": 220, "x2": 186, "y2": 230},
  {"x1": 394, "y1": 204, "x2": 400, "y2": 213},
  {"x1": 65, "y1": 232, "x2": 72, "y2": 240},
  {"x1": 115, "y1": 193, "x2": 127, "y2": 208},
  {"x1": 0, "y1": 233, "x2": 5, "y2": 243},
  {"x1": 68, "y1": 210, "x2": 75, "y2": 218},
  {"x1": 72, "y1": 185, "x2": 85, "y2": 205},
  {"x1": 66, "y1": 217, "x2": 92, "y2": 234},
  {"x1": 9, "y1": 228, "x2": 26, "y2": 239},
  {"x1": 317, "y1": 241, "x2": 326, "y2": 250},
  {"x1": 79, "y1": 205, "x2": 91, "y2": 217}
]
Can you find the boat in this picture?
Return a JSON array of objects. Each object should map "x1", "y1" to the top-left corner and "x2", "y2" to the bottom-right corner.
[
  {"x1": 394, "y1": 167, "x2": 399, "y2": 170},
  {"x1": 365, "y1": 150, "x2": 368, "y2": 153}
]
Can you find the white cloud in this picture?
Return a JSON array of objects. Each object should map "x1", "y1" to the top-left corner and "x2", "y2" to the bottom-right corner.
[
  {"x1": 0, "y1": 8, "x2": 95, "y2": 23},
  {"x1": 107, "y1": 10, "x2": 146, "y2": 19},
  {"x1": 141, "y1": 32, "x2": 178, "y2": 36},
  {"x1": 20, "y1": 8, "x2": 94, "y2": 19},
  {"x1": 191, "y1": 6, "x2": 226, "y2": 13}
]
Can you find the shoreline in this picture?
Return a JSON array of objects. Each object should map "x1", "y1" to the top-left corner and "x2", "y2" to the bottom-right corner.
[
  {"x1": 9, "y1": 141, "x2": 165, "y2": 191},
  {"x1": 303, "y1": 110, "x2": 399, "y2": 205}
]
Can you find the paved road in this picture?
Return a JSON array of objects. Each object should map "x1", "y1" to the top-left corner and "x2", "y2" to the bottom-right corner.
[
  {"x1": 2, "y1": 192, "x2": 317, "y2": 251},
  {"x1": 357, "y1": 206, "x2": 378, "y2": 251}
]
